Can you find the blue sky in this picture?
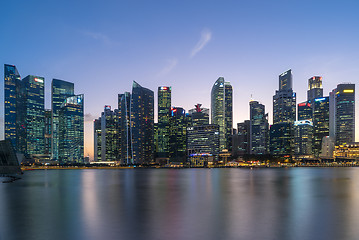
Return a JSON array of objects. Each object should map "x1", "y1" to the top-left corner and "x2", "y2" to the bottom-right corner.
[{"x1": 1, "y1": 0, "x2": 359, "y2": 158}]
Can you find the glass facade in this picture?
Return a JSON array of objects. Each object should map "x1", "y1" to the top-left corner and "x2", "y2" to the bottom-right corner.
[
  {"x1": 51, "y1": 79, "x2": 74, "y2": 160},
  {"x1": 118, "y1": 92, "x2": 132, "y2": 164},
  {"x1": 312, "y1": 97, "x2": 330, "y2": 157},
  {"x1": 297, "y1": 101, "x2": 312, "y2": 121},
  {"x1": 335, "y1": 84, "x2": 355, "y2": 146},
  {"x1": 270, "y1": 122, "x2": 293, "y2": 156},
  {"x1": 100, "y1": 106, "x2": 119, "y2": 161},
  {"x1": 294, "y1": 120, "x2": 313, "y2": 156},
  {"x1": 131, "y1": 81, "x2": 154, "y2": 164},
  {"x1": 4, "y1": 64, "x2": 21, "y2": 151},
  {"x1": 188, "y1": 104, "x2": 209, "y2": 126},
  {"x1": 58, "y1": 94, "x2": 84, "y2": 162},
  {"x1": 249, "y1": 101, "x2": 268, "y2": 154},
  {"x1": 169, "y1": 107, "x2": 189, "y2": 163},
  {"x1": 93, "y1": 118, "x2": 102, "y2": 161},
  {"x1": 307, "y1": 76, "x2": 323, "y2": 102},
  {"x1": 211, "y1": 77, "x2": 233, "y2": 151},
  {"x1": 44, "y1": 109, "x2": 52, "y2": 155},
  {"x1": 157, "y1": 86, "x2": 171, "y2": 158}
]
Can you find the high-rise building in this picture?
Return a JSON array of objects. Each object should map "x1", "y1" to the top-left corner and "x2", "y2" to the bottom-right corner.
[
  {"x1": 118, "y1": 92, "x2": 132, "y2": 164},
  {"x1": 21, "y1": 75, "x2": 45, "y2": 156},
  {"x1": 58, "y1": 94, "x2": 84, "y2": 163},
  {"x1": 307, "y1": 76, "x2": 323, "y2": 102},
  {"x1": 329, "y1": 89, "x2": 336, "y2": 138},
  {"x1": 273, "y1": 70, "x2": 296, "y2": 124},
  {"x1": 335, "y1": 84, "x2": 355, "y2": 146},
  {"x1": 157, "y1": 86, "x2": 171, "y2": 158},
  {"x1": 249, "y1": 101, "x2": 268, "y2": 154},
  {"x1": 294, "y1": 120, "x2": 313, "y2": 156},
  {"x1": 187, "y1": 124, "x2": 220, "y2": 163},
  {"x1": 93, "y1": 118, "x2": 102, "y2": 162},
  {"x1": 232, "y1": 121, "x2": 250, "y2": 157},
  {"x1": 44, "y1": 109, "x2": 52, "y2": 155},
  {"x1": 312, "y1": 97, "x2": 330, "y2": 157},
  {"x1": 211, "y1": 77, "x2": 233, "y2": 151},
  {"x1": 98, "y1": 106, "x2": 119, "y2": 161},
  {"x1": 188, "y1": 104, "x2": 209, "y2": 126},
  {"x1": 131, "y1": 81, "x2": 154, "y2": 164},
  {"x1": 297, "y1": 101, "x2": 312, "y2": 121},
  {"x1": 270, "y1": 122, "x2": 293, "y2": 156},
  {"x1": 169, "y1": 107, "x2": 189, "y2": 163},
  {"x1": 4, "y1": 64, "x2": 21, "y2": 151},
  {"x1": 51, "y1": 79, "x2": 74, "y2": 160},
  {"x1": 271, "y1": 70, "x2": 296, "y2": 156}
]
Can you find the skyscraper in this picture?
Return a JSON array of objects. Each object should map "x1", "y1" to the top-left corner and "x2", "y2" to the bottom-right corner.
[
  {"x1": 4, "y1": 64, "x2": 21, "y2": 151},
  {"x1": 273, "y1": 70, "x2": 296, "y2": 124},
  {"x1": 297, "y1": 102, "x2": 312, "y2": 121},
  {"x1": 249, "y1": 100, "x2": 268, "y2": 154},
  {"x1": 51, "y1": 79, "x2": 74, "y2": 160},
  {"x1": 157, "y1": 86, "x2": 171, "y2": 158},
  {"x1": 93, "y1": 118, "x2": 102, "y2": 162},
  {"x1": 312, "y1": 97, "x2": 330, "y2": 157},
  {"x1": 232, "y1": 121, "x2": 250, "y2": 157},
  {"x1": 118, "y1": 92, "x2": 132, "y2": 164},
  {"x1": 307, "y1": 76, "x2": 323, "y2": 102},
  {"x1": 335, "y1": 84, "x2": 355, "y2": 145},
  {"x1": 99, "y1": 106, "x2": 119, "y2": 161},
  {"x1": 271, "y1": 70, "x2": 296, "y2": 156},
  {"x1": 294, "y1": 120, "x2": 313, "y2": 156},
  {"x1": 44, "y1": 109, "x2": 52, "y2": 155},
  {"x1": 169, "y1": 107, "x2": 189, "y2": 163},
  {"x1": 131, "y1": 81, "x2": 154, "y2": 164},
  {"x1": 188, "y1": 104, "x2": 209, "y2": 126},
  {"x1": 58, "y1": 94, "x2": 84, "y2": 163},
  {"x1": 211, "y1": 77, "x2": 233, "y2": 151},
  {"x1": 21, "y1": 75, "x2": 45, "y2": 156}
]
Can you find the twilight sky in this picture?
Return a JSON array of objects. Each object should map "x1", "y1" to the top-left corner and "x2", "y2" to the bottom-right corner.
[{"x1": 1, "y1": 0, "x2": 359, "y2": 159}]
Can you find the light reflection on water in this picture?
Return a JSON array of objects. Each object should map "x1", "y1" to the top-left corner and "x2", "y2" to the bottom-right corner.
[{"x1": 1, "y1": 168, "x2": 359, "y2": 240}]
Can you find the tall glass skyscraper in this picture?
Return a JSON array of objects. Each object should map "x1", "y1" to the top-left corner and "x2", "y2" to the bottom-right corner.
[
  {"x1": 169, "y1": 107, "x2": 188, "y2": 163},
  {"x1": 294, "y1": 120, "x2": 313, "y2": 156},
  {"x1": 118, "y1": 92, "x2": 132, "y2": 164},
  {"x1": 271, "y1": 70, "x2": 296, "y2": 156},
  {"x1": 312, "y1": 97, "x2": 330, "y2": 157},
  {"x1": 188, "y1": 104, "x2": 209, "y2": 126},
  {"x1": 58, "y1": 94, "x2": 84, "y2": 162},
  {"x1": 335, "y1": 84, "x2": 355, "y2": 145},
  {"x1": 249, "y1": 100, "x2": 268, "y2": 154},
  {"x1": 131, "y1": 81, "x2": 154, "y2": 164},
  {"x1": 297, "y1": 102, "x2": 312, "y2": 121},
  {"x1": 4, "y1": 64, "x2": 21, "y2": 151},
  {"x1": 22, "y1": 75, "x2": 45, "y2": 156},
  {"x1": 157, "y1": 86, "x2": 171, "y2": 158},
  {"x1": 98, "y1": 106, "x2": 119, "y2": 161},
  {"x1": 51, "y1": 79, "x2": 74, "y2": 160},
  {"x1": 211, "y1": 77, "x2": 233, "y2": 151},
  {"x1": 94, "y1": 118, "x2": 102, "y2": 161}
]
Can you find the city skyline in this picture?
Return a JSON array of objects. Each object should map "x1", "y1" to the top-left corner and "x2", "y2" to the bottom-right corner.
[{"x1": 1, "y1": 0, "x2": 359, "y2": 159}]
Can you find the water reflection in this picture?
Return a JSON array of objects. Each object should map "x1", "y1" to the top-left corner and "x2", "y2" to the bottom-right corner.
[{"x1": 1, "y1": 168, "x2": 359, "y2": 240}]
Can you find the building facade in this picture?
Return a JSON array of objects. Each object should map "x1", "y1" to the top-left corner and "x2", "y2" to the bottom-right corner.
[
  {"x1": 312, "y1": 97, "x2": 330, "y2": 157},
  {"x1": 249, "y1": 101, "x2": 268, "y2": 154},
  {"x1": 157, "y1": 86, "x2": 171, "y2": 158},
  {"x1": 211, "y1": 77, "x2": 233, "y2": 151},
  {"x1": 294, "y1": 120, "x2": 313, "y2": 156},
  {"x1": 169, "y1": 107, "x2": 188, "y2": 163}
]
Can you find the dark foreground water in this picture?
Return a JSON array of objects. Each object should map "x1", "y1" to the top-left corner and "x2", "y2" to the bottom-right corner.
[{"x1": 2, "y1": 168, "x2": 359, "y2": 240}]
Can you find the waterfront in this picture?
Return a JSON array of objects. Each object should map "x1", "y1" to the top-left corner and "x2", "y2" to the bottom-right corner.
[{"x1": 2, "y1": 168, "x2": 359, "y2": 240}]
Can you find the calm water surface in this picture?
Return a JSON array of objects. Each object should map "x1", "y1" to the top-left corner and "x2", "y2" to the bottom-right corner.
[{"x1": 1, "y1": 168, "x2": 359, "y2": 240}]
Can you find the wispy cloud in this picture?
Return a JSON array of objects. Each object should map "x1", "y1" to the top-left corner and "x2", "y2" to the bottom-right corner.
[
  {"x1": 190, "y1": 29, "x2": 212, "y2": 58},
  {"x1": 157, "y1": 58, "x2": 178, "y2": 77},
  {"x1": 82, "y1": 31, "x2": 118, "y2": 46}
]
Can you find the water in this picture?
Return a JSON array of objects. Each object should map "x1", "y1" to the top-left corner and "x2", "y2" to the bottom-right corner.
[{"x1": 1, "y1": 168, "x2": 359, "y2": 240}]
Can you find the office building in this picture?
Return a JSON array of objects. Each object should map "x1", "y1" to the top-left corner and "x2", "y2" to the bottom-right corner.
[
  {"x1": 249, "y1": 100, "x2": 268, "y2": 154},
  {"x1": 232, "y1": 121, "x2": 250, "y2": 157},
  {"x1": 44, "y1": 109, "x2": 52, "y2": 155},
  {"x1": 188, "y1": 104, "x2": 209, "y2": 126},
  {"x1": 118, "y1": 92, "x2": 132, "y2": 164},
  {"x1": 312, "y1": 97, "x2": 330, "y2": 157},
  {"x1": 294, "y1": 120, "x2": 313, "y2": 156},
  {"x1": 270, "y1": 122, "x2": 293, "y2": 156},
  {"x1": 307, "y1": 76, "x2": 323, "y2": 102},
  {"x1": 93, "y1": 118, "x2": 102, "y2": 162},
  {"x1": 131, "y1": 81, "x2": 154, "y2": 164},
  {"x1": 335, "y1": 84, "x2": 355, "y2": 145},
  {"x1": 187, "y1": 124, "x2": 220, "y2": 165},
  {"x1": 297, "y1": 101, "x2": 312, "y2": 121},
  {"x1": 51, "y1": 79, "x2": 74, "y2": 160},
  {"x1": 4, "y1": 64, "x2": 21, "y2": 151},
  {"x1": 157, "y1": 86, "x2": 171, "y2": 158},
  {"x1": 58, "y1": 94, "x2": 84, "y2": 163},
  {"x1": 211, "y1": 77, "x2": 233, "y2": 151},
  {"x1": 169, "y1": 107, "x2": 188, "y2": 163}
]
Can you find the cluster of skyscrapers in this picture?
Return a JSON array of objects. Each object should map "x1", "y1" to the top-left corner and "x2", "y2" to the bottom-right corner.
[
  {"x1": 94, "y1": 70, "x2": 355, "y2": 165},
  {"x1": 233, "y1": 70, "x2": 356, "y2": 160},
  {"x1": 94, "y1": 78, "x2": 232, "y2": 165},
  {"x1": 4, "y1": 64, "x2": 84, "y2": 163}
]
